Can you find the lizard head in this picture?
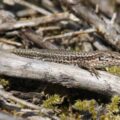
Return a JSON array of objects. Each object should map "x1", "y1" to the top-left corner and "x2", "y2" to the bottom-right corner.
[{"x1": 99, "y1": 51, "x2": 120, "y2": 66}]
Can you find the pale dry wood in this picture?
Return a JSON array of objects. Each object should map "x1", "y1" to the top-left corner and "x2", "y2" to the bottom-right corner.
[
  {"x1": 61, "y1": 0, "x2": 120, "y2": 50},
  {"x1": 15, "y1": 0, "x2": 52, "y2": 15},
  {"x1": 44, "y1": 28, "x2": 96, "y2": 41},
  {"x1": 0, "y1": 88, "x2": 54, "y2": 118},
  {"x1": 17, "y1": 8, "x2": 37, "y2": 17},
  {"x1": 87, "y1": 0, "x2": 115, "y2": 17},
  {"x1": 0, "y1": 38, "x2": 22, "y2": 47},
  {"x1": 93, "y1": 40, "x2": 110, "y2": 50},
  {"x1": 36, "y1": 26, "x2": 61, "y2": 32},
  {"x1": 41, "y1": 0, "x2": 59, "y2": 13},
  {"x1": 0, "y1": 112, "x2": 24, "y2": 120},
  {"x1": 0, "y1": 89, "x2": 41, "y2": 110},
  {"x1": 19, "y1": 29, "x2": 58, "y2": 49},
  {"x1": 0, "y1": 51, "x2": 120, "y2": 96},
  {"x1": 4, "y1": 0, "x2": 51, "y2": 15},
  {"x1": 0, "y1": 12, "x2": 70, "y2": 31},
  {"x1": 0, "y1": 86, "x2": 57, "y2": 119}
]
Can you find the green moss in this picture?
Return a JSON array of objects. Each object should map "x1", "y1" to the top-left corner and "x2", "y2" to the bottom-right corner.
[
  {"x1": 73, "y1": 99, "x2": 97, "y2": 119},
  {"x1": 100, "y1": 114, "x2": 120, "y2": 120},
  {"x1": 107, "y1": 96, "x2": 120, "y2": 113},
  {"x1": 106, "y1": 66, "x2": 120, "y2": 76},
  {"x1": 43, "y1": 94, "x2": 62, "y2": 108},
  {"x1": 101, "y1": 96, "x2": 120, "y2": 120},
  {"x1": 0, "y1": 78, "x2": 9, "y2": 88},
  {"x1": 60, "y1": 113, "x2": 82, "y2": 120}
]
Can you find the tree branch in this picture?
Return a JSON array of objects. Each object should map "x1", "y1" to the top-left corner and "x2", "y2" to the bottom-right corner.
[{"x1": 0, "y1": 51, "x2": 120, "y2": 96}]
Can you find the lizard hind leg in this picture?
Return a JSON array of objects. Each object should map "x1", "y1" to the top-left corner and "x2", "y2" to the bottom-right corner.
[
  {"x1": 88, "y1": 67, "x2": 100, "y2": 79},
  {"x1": 78, "y1": 62, "x2": 100, "y2": 78}
]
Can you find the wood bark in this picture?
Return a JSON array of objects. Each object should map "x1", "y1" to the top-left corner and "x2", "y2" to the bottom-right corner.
[{"x1": 0, "y1": 51, "x2": 120, "y2": 96}]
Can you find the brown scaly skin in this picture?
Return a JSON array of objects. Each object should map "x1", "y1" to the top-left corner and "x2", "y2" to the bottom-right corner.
[{"x1": 8, "y1": 49, "x2": 120, "y2": 76}]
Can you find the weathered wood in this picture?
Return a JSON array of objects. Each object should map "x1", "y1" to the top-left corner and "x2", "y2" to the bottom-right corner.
[
  {"x1": 0, "y1": 112, "x2": 24, "y2": 120},
  {"x1": 0, "y1": 51, "x2": 120, "y2": 96},
  {"x1": 61, "y1": 0, "x2": 120, "y2": 50},
  {"x1": 0, "y1": 12, "x2": 69, "y2": 31}
]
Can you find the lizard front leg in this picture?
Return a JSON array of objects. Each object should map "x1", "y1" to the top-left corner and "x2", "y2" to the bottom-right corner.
[{"x1": 78, "y1": 61, "x2": 100, "y2": 78}]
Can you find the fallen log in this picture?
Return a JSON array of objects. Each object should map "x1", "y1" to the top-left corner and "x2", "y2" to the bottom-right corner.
[{"x1": 0, "y1": 51, "x2": 120, "y2": 96}]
